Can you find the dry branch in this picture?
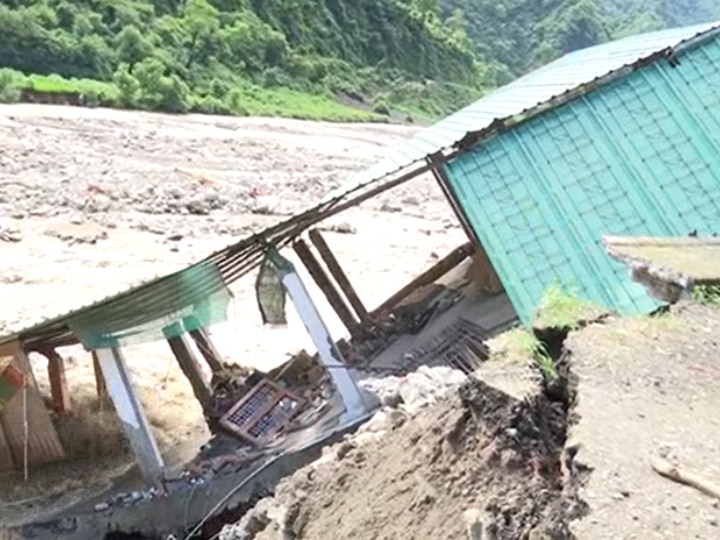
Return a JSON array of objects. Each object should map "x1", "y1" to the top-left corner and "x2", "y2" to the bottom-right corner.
[{"x1": 650, "y1": 456, "x2": 720, "y2": 499}]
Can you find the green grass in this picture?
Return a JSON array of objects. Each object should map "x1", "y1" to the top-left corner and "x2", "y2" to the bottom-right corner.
[
  {"x1": 0, "y1": 68, "x2": 392, "y2": 122},
  {"x1": 493, "y1": 327, "x2": 559, "y2": 384},
  {"x1": 692, "y1": 285, "x2": 720, "y2": 306},
  {"x1": 236, "y1": 84, "x2": 383, "y2": 122},
  {"x1": 534, "y1": 284, "x2": 605, "y2": 330},
  {"x1": 22, "y1": 74, "x2": 117, "y2": 97}
]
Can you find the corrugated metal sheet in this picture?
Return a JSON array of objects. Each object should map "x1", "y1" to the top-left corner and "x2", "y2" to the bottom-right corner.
[
  {"x1": 0, "y1": 182, "x2": 378, "y2": 348},
  {"x1": 444, "y1": 31, "x2": 720, "y2": 324},
  {"x1": 5, "y1": 22, "x2": 720, "y2": 347},
  {"x1": 323, "y1": 21, "x2": 720, "y2": 203}
]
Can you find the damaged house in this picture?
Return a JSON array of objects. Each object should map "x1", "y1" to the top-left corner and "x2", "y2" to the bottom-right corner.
[{"x1": 3, "y1": 19, "x2": 720, "y2": 540}]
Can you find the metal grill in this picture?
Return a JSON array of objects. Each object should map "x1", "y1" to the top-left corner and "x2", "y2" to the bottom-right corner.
[
  {"x1": 219, "y1": 379, "x2": 303, "y2": 445},
  {"x1": 402, "y1": 318, "x2": 490, "y2": 374}
]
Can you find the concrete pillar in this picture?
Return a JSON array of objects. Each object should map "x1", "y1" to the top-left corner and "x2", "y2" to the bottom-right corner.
[
  {"x1": 280, "y1": 269, "x2": 367, "y2": 422},
  {"x1": 95, "y1": 347, "x2": 164, "y2": 483}
]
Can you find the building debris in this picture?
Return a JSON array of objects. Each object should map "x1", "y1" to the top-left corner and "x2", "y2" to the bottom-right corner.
[{"x1": 605, "y1": 235, "x2": 720, "y2": 303}]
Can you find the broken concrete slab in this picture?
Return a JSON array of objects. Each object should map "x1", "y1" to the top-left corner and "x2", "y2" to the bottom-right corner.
[{"x1": 604, "y1": 235, "x2": 720, "y2": 303}]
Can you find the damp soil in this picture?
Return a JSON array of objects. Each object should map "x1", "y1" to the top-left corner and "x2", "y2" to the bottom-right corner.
[{"x1": 221, "y1": 366, "x2": 589, "y2": 540}]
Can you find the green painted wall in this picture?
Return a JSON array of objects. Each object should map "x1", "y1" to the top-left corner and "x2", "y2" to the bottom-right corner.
[{"x1": 444, "y1": 35, "x2": 720, "y2": 325}]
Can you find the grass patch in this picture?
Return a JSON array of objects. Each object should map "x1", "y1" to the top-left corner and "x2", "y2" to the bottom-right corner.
[
  {"x1": 22, "y1": 73, "x2": 117, "y2": 98},
  {"x1": 0, "y1": 67, "x2": 390, "y2": 122},
  {"x1": 534, "y1": 284, "x2": 605, "y2": 330},
  {"x1": 692, "y1": 285, "x2": 720, "y2": 306},
  {"x1": 235, "y1": 84, "x2": 383, "y2": 122},
  {"x1": 488, "y1": 327, "x2": 559, "y2": 384},
  {"x1": 489, "y1": 327, "x2": 540, "y2": 364},
  {"x1": 535, "y1": 348, "x2": 559, "y2": 384}
]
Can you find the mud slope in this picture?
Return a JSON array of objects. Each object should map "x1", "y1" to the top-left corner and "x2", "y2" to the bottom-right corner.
[{"x1": 222, "y1": 376, "x2": 588, "y2": 540}]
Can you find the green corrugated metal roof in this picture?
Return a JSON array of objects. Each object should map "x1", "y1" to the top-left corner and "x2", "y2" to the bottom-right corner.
[
  {"x1": 7, "y1": 22, "x2": 720, "y2": 347},
  {"x1": 443, "y1": 30, "x2": 720, "y2": 324},
  {"x1": 324, "y1": 21, "x2": 720, "y2": 203}
]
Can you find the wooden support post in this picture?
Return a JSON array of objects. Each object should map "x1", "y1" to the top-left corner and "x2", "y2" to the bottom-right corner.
[
  {"x1": 164, "y1": 327, "x2": 212, "y2": 408},
  {"x1": 95, "y1": 347, "x2": 164, "y2": 483},
  {"x1": 293, "y1": 239, "x2": 361, "y2": 335},
  {"x1": 374, "y1": 243, "x2": 473, "y2": 315},
  {"x1": 45, "y1": 349, "x2": 71, "y2": 414},
  {"x1": 0, "y1": 341, "x2": 65, "y2": 468},
  {"x1": 427, "y1": 157, "x2": 482, "y2": 250},
  {"x1": 189, "y1": 328, "x2": 224, "y2": 374},
  {"x1": 91, "y1": 350, "x2": 109, "y2": 402},
  {"x1": 308, "y1": 229, "x2": 370, "y2": 324},
  {"x1": 0, "y1": 422, "x2": 14, "y2": 472}
]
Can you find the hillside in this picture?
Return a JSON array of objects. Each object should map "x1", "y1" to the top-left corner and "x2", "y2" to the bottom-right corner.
[
  {"x1": 0, "y1": 0, "x2": 488, "y2": 121},
  {"x1": 439, "y1": 0, "x2": 720, "y2": 81},
  {"x1": 1, "y1": 1, "x2": 720, "y2": 122}
]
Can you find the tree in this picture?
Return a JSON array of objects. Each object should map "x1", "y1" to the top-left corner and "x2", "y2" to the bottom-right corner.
[
  {"x1": 181, "y1": 0, "x2": 222, "y2": 68},
  {"x1": 115, "y1": 25, "x2": 153, "y2": 69}
]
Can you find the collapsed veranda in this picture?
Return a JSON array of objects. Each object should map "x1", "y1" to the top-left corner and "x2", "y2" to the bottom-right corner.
[{"x1": 4, "y1": 20, "x2": 720, "y2": 539}]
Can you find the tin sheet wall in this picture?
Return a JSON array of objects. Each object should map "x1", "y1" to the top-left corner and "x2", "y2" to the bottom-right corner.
[{"x1": 443, "y1": 35, "x2": 720, "y2": 325}]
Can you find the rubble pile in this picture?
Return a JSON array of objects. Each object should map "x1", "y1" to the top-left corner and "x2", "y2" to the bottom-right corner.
[{"x1": 220, "y1": 373, "x2": 588, "y2": 540}]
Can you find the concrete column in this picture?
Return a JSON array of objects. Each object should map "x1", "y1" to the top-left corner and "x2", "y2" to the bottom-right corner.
[
  {"x1": 95, "y1": 347, "x2": 164, "y2": 483},
  {"x1": 280, "y1": 269, "x2": 367, "y2": 422}
]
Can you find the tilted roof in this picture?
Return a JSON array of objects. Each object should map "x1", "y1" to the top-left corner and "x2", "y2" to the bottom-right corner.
[
  {"x1": 5, "y1": 21, "x2": 720, "y2": 347},
  {"x1": 325, "y1": 20, "x2": 720, "y2": 202}
]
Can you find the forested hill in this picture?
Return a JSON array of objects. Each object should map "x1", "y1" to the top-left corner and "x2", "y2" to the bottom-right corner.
[
  {"x1": 0, "y1": 0, "x2": 719, "y2": 122},
  {"x1": 438, "y1": 0, "x2": 720, "y2": 83},
  {"x1": 0, "y1": 0, "x2": 487, "y2": 121}
]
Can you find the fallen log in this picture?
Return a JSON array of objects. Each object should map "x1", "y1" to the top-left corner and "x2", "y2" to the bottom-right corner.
[{"x1": 650, "y1": 456, "x2": 720, "y2": 499}]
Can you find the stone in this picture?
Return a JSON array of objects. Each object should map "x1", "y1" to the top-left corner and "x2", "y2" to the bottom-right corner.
[
  {"x1": 379, "y1": 202, "x2": 402, "y2": 213},
  {"x1": 187, "y1": 198, "x2": 211, "y2": 215},
  {"x1": 330, "y1": 222, "x2": 356, "y2": 235},
  {"x1": 94, "y1": 502, "x2": 109, "y2": 512}
]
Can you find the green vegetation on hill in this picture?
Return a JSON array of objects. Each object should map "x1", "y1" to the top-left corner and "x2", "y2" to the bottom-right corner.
[
  {"x1": 0, "y1": 0, "x2": 492, "y2": 121},
  {"x1": 438, "y1": 0, "x2": 720, "y2": 82},
  {"x1": 0, "y1": 0, "x2": 719, "y2": 121}
]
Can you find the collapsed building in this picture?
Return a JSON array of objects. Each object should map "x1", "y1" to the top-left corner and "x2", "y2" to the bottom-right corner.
[{"x1": 4, "y1": 19, "x2": 720, "y2": 539}]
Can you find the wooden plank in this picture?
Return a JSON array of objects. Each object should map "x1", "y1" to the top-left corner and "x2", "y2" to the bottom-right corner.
[
  {"x1": 308, "y1": 229, "x2": 370, "y2": 324},
  {"x1": 91, "y1": 350, "x2": 109, "y2": 402},
  {"x1": 0, "y1": 354, "x2": 16, "y2": 471},
  {"x1": 0, "y1": 342, "x2": 65, "y2": 468},
  {"x1": 374, "y1": 243, "x2": 473, "y2": 315},
  {"x1": 189, "y1": 328, "x2": 224, "y2": 374},
  {"x1": 469, "y1": 246, "x2": 504, "y2": 294},
  {"x1": 165, "y1": 331, "x2": 212, "y2": 408},
  {"x1": 46, "y1": 350, "x2": 71, "y2": 414},
  {"x1": 428, "y1": 158, "x2": 483, "y2": 251},
  {"x1": 95, "y1": 347, "x2": 164, "y2": 483},
  {"x1": 293, "y1": 238, "x2": 361, "y2": 335}
]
